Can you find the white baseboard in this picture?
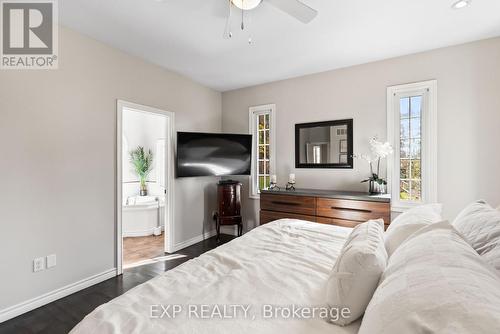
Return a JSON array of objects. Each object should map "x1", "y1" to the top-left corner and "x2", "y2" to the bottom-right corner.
[
  {"x1": 171, "y1": 226, "x2": 238, "y2": 253},
  {"x1": 172, "y1": 230, "x2": 216, "y2": 252},
  {"x1": 0, "y1": 268, "x2": 116, "y2": 323}
]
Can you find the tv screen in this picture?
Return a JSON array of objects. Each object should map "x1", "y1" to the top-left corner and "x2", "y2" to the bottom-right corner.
[{"x1": 176, "y1": 132, "x2": 252, "y2": 177}]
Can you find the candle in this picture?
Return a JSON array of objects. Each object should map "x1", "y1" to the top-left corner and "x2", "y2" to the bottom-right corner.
[
  {"x1": 271, "y1": 175, "x2": 277, "y2": 184},
  {"x1": 289, "y1": 173, "x2": 295, "y2": 183}
]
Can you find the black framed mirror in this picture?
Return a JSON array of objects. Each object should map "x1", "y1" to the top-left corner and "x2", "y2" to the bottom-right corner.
[{"x1": 295, "y1": 119, "x2": 353, "y2": 169}]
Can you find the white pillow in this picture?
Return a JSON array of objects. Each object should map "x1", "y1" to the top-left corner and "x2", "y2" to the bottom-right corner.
[
  {"x1": 359, "y1": 221, "x2": 500, "y2": 334},
  {"x1": 326, "y1": 219, "x2": 387, "y2": 326},
  {"x1": 452, "y1": 200, "x2": 500, "y2": 271},
  {"x1": 384, "y1": 203, "x2": 442, "y2": 256}
]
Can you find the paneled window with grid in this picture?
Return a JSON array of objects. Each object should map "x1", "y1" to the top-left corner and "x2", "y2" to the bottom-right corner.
[
  {"x1": 257, "y1": 113, "x2": 271, "y2": 191},
  {"x1": 399, "y1": 95, "x2": 422, "y2": 201},
  {"x1": 387, "y1": 80, "x2": 437, "y2": 212},
  {"x1": 249, "y1": 104, "x2": 275, "y2": 198}
]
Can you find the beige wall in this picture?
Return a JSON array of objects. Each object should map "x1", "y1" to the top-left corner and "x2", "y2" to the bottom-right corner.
[
  {"x1": 0, "y1": 27, "x2": 222, "y2": 311},
  {"x1": 222, "y1": 37, "x2": 500, "y2": 228}
]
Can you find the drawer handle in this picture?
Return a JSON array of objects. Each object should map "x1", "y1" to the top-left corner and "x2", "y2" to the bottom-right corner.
[
  {"x1": 272, "y1": 201, "x2": 300, "y2": 206},
  {"x1": 331, "y1": 206, "x2": 372, "y2": 213}
]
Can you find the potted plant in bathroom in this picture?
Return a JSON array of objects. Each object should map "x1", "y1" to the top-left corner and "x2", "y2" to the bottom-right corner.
[
  {"x1": 129, "y1": 146, "x2": 153, "y2": 196},
  {"x1": 356, "y1": 137, "x2": 393, "y2": 195}
]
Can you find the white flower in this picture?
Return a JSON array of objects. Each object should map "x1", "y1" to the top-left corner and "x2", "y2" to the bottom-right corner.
[{"x1": 369, "y1": 137, "x2": 393, "y2": 159}]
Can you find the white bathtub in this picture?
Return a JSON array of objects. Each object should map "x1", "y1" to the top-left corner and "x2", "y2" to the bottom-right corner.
[{"x1": 122, "y1": 196, "x2": 165, "y2": 237}]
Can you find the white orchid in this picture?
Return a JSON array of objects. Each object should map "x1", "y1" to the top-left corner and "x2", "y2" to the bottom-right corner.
[
  {"x1": 355, "y1": 136, "x2": 393, "y2": 187},
  {"x1": 369, "y1": 137, "x2": 394, "y2": 159}
]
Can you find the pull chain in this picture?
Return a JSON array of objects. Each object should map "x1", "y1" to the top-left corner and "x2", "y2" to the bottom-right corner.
[
  {"x1": 241, "y1": 4, "x2": 244, "y2": 30},
  {"x1": 225, "y1": 0, "x2": 253, "y2": 44},
  {"x1": 224, "y1": 0, "x2": 233, "y2": 38}
]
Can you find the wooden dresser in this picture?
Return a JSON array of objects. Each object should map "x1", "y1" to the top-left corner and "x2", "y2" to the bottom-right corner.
[{"x1": 260, "y1": 188, "x2": 391, "y2": 229}]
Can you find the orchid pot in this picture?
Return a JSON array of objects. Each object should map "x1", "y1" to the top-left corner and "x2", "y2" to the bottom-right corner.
[{"x1": 368, "y1": 178, "x2": 387, "y2": 195}]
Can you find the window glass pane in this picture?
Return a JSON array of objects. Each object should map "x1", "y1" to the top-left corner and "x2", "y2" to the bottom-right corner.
[
  {"x1": 410, "y1": 139, "x2": 421, "y2": 159},
  {"x1": 410, "y1": 180, "x2": 421, "y2": 201},
  {"x1": 400, "y1": 97, "x2": 410, "y2": 118},
  {"x1": 258, "y1": 115, "x2": 265, "y2": 130},
  {"x1": 400, "y1": 118, "x2": 410, "y2": 139},
  {"x1": 410, "y1": 159, "x2": 421, "y2": 179},
  {"x1": 400, "y1": 139, "x2": 410, "y2": 158},
  {"x1": 400, "y1": 159, "x2": 410, "y2": 179},
  {"x1": 259, "y1": 176, "x2": 265, "y2": 190},
  {"x1": 253, "y1": 110, "x2": 273, "y2": 196},
  {"x1": 400, "y1": 180, "x2": 410, "y2": 200},
  {"x1": 398, "y1": 92, "x2": 425, "y2": 203},
  {"x1": 410, "y1": 96, "x2": 422, "y2": 118},
  {"x1": 410, "y1": 117, "x2": 421, "y2": 138}
]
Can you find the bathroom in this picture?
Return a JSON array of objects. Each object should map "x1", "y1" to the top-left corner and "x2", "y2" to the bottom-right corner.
[{"x1": 122, "y1": 108, "x2": 167, "y2": 268}]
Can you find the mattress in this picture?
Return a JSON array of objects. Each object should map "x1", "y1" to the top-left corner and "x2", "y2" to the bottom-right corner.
[{"x1": 71, "y1": 219, "x2": 359, "y2": 334}]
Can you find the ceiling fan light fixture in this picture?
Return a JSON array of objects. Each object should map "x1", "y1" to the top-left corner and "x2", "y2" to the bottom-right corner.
[
  {"x1": 451, "y1": 0, "x2": 471, "y2": 9},
  {"x1": 231, "y1": 0, "x2": 262, "y2": 11}
]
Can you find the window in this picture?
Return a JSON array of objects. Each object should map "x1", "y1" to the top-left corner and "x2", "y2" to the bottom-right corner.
[
  {"x1": 387, "y1": 81, "x2": 437, "y2": 212},
  {"x1": 249, "y1": 104, "x2": 276, "y2": 199},
  {"x1": 399, "y1": 96, "x2": 422, "y2": 201}
]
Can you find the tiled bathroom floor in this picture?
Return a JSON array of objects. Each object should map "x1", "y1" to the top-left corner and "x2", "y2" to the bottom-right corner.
[{"x1": 123, "y1": 234, "x2": 165, "y2": 268}]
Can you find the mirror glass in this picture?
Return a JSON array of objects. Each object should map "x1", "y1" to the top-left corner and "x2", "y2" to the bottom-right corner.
[{"x1": 295, "y1": 119, "x2": 353, "y2": 168}]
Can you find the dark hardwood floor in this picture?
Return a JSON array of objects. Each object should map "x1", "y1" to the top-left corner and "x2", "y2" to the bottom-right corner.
[{"x1": 0, "y1": 234, "x2": 236, "y2": 334}]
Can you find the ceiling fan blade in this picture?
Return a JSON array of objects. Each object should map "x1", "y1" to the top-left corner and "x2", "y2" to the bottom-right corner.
[{"x1": 266, "y1": 0, "x2": 318, "y2": 23}]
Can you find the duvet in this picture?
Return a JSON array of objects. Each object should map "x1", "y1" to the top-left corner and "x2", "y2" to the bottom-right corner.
[{"x1": 71, "y1": 219, "x2": 360, "y2": 334}]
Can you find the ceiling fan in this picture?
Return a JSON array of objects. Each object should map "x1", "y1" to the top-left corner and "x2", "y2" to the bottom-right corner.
[
  {"x1": 224, "y1": 0, "x2": 318, "y2": 42},
  {"x1": 230, "y1": 0, "x2": 318, "y2": 24}
]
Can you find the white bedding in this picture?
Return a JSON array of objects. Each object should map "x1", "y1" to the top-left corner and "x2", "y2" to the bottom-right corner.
[{"x1": 71, "y1": 219, "x2": 360, "y2": 334}]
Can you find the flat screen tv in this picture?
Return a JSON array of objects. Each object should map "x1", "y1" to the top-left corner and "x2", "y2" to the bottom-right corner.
[{"x1": 176, "y1": 132, "x2": 252, "y2": 177}]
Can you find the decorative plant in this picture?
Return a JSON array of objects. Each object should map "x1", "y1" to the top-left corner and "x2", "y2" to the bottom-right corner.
[
  {"x1": 356, "y1": 137, "x2": 393, "y2": 188},
  {"x1": 129, "y1": 146, "x2": 153, "y2": 195}
]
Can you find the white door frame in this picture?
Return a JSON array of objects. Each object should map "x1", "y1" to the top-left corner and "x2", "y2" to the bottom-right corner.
[{"x1": 116, "y1": 100, "x2": 175, "y2": 275}]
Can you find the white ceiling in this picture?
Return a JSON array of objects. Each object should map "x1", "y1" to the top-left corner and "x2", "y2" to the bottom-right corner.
[{"x1": 60, "y1": 0, "x2": 500, "y2": 91}]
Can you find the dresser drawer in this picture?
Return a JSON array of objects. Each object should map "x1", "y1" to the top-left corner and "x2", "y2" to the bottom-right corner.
[
  {"x1": 316, "y1": 198, "x2": 390, "y2": 225},
  {"x1": 316, "y1": 217, "x2": 389, "y2": 230},
  {"x1": 260, "y1": 210, "x2": 316, "y2": 225},
  {"x1": 316, "y1": 217, "x2": 362, "y2": 228},
  {"x1": 260, "y1": 193, "x2": 316, "y2": 216}
]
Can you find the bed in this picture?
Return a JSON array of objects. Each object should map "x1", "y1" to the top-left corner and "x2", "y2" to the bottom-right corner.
[
  {"x1": 72, "y1": 201, "x2": 500, "y2": 334},
  {"x1": 71, "y1": 219, "x2": 359, "y2": 334}
]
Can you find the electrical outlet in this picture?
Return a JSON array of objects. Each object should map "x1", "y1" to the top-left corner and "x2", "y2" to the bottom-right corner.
[
  {"x1": 47, "y1": 254, "x2": 57, "y2": 268},
  {"x1": 33, "y1": 257, "x2": 45, "y2": 272}
]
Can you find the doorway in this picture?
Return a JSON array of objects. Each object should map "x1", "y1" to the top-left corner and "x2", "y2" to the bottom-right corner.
[{"x1": 116, "y1": 100, "x2": 175, "y2": 274}]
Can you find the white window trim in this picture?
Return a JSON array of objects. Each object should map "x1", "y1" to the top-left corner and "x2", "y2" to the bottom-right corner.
[
  {"x1": 387, "y1": 80, "x2": 438, "y2": 212},
  {"x1": 249, "y1": 104, "x2": 276, "y2": 199}
]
